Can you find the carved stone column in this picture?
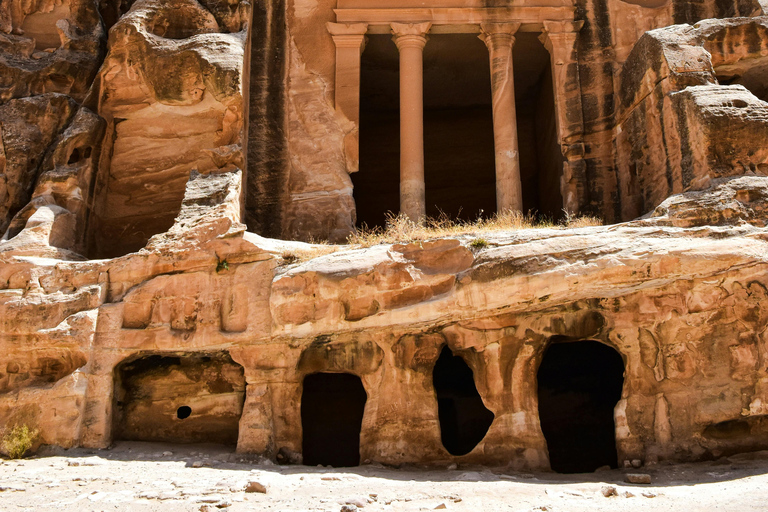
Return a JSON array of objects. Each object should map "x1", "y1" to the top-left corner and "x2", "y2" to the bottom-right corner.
[
  {"x1": 540, "y1": 20, "x2": 586, "y2": 214},
  {"x1": 480, "y1": 22, "x2": 523, "y2": 213},
  {"x1": 327, "y1": 22, "x2": 368, "y2": 174},
  {"x1": 391, "y1": 22, "x2": 431, "y2": 222}
]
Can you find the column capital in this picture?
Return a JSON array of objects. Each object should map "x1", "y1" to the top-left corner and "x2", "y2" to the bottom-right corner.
[
  {"x1": 539, "y1": 20, "x2": 584, "y2": 54},
  {"x1": 327, "y1": 22, "x2": 368, "y2": 51},
  {"x1": 479, "y1": 22, "x2": 522, "y2": 49},
  {"x1": 391, "y1": 22, "x2": 431, "y2": 50},
  {"x1": 541, "y1": 20, "x2": 585, "y2": 35},
  {"x1": 327, "y1": 22, "x2": 368, "y2": 37}
]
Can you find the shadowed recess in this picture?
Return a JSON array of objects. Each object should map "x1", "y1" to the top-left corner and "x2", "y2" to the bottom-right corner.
[
  {"x1": 537, "y1": 340, "x2": 625, "y2": 473},
  {"x1": 301, "y1": 372, "x2": 367, "y2": 467},
  {"x1": 432, "y1": 346, "x2": 494, "y2": 456},
  {"x1": 113, "y1": 353, "x2": 245, "y2": 445}
]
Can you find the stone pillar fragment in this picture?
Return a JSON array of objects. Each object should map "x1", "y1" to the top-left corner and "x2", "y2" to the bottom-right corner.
[
  {"x1": 480, "y1": 23, "x2": 523, "y2": 213},
  {"x1": 391, "y1": 22, "x2": 431, "y2": 222},
  {"x1": 327, "y1": 22, "x2": 368, "y2": 174}
]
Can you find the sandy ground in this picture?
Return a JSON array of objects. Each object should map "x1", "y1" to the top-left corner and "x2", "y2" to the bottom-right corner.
[{"x1": 1, "y1": 442, "x2": 767, "y2": 511}]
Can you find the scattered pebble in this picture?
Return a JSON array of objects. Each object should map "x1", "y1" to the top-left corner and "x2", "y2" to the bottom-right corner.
[
  {"x1": 343, "y1": 497, "x2": 367, "y2": 508},
  {"x1": 625, "y1": 473, "x2": 652, "y2": 484},
  {"x1": 245, "y1": 481, "x2": 267, "y2": 493},
  {"x1": 601, "y1": 485, "x2": 618, "y2": 497}
]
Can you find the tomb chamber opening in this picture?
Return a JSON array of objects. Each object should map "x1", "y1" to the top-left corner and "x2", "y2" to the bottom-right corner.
[
  {"x1": 432, "y1": 346, "x2": 494, "y2": 456},
  {"x1": 113, "y1": 353, "x2": 246, "y2": 445},
  {"x1": 537, "y1": 339, "x2": 625, "y2": 473},
  {"x1": 301, "y1": 372, "x2": 367, "y2": 467}
]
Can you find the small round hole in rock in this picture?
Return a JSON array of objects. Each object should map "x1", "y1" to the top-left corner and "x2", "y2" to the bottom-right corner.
[{"x1": 177, "y1": 406, "x2": 192, "y2": 419}]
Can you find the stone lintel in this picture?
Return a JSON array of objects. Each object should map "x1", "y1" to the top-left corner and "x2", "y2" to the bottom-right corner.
[{"x1": 335, "y1": 7, "x2": 576, "y2": 28}]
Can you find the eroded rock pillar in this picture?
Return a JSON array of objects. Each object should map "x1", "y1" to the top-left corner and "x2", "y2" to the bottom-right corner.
[
  {"x1": 392, "y1": 22, "x2": 431, "y2": 222},
  {"x1": 481, "y1": 23, "x2": 523, "y2": 214},
  {"x1": 327, "y1": 22, "x2": 368, "y2": 174}
]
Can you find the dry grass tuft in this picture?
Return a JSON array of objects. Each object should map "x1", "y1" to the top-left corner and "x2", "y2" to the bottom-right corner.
[
  {"x1": 280, "y1": 241, "x2": 341, "y2": 265},
  {"x1": 347, "y1": 210, "x2": 602, "y2": 248}
]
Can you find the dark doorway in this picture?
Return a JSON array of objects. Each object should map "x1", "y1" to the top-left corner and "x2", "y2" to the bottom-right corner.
[
  {"x1": 356, "y1": 34, "x2": 401, "y2": 229},
  {"x1": 301, "y1": 372, "x2": 367, "y2": 467},
  {"x1": 432, "y1": 346, "x2": 495, "y2": 456},
  {"x1": 356, "y1": 34, "x2": 496, "y2": 229},
  {"x1": 423, "y1": 34, "x2": 496, "y2": 222},
  {"x1": 537, "y1": 340, "x2": 625, "y2": 473},
  {"x1": 513, "y1": 33, "x2": 565, "y2": 221},
  {"x1": 113, "y1": 353, "x2": 246, "y2": 445}
]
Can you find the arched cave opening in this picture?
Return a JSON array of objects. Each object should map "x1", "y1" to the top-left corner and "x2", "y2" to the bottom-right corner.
[
  {"x1": 356, "y1": 33, "x2": 496, "y2": 229},
  {"x1": 432, "y1": 346, "x2": 494, "y2": 456},
  {"x1": 514, "y1": 33, "x2": 565, "y2": 221},
  {"x1": 113, "y1": 353, "x2": 245, "y2": 445},
  {"x1": 301, "y1": 372, "x2": 367, "y2": 467},
  {"x1": 537, "y1": 339, "x2": 625, "y2": 473}
]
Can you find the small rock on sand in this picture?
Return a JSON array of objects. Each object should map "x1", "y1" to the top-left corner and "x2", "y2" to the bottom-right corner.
[
  {"x1": 245, "y1": 481, "x2": 267, "y2": 493},
  {"x1": 625, "y1": 473, "x2": 652, "y2": 484}
]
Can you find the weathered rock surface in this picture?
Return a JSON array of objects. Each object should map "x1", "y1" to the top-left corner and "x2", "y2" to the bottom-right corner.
[
  {"x1": 0, "y1": 0, "x2": 104, "y2": 103},
  {"x1": 0, "y1": 93, "x2": 78, "y2": 233},
  {"x1": 87, "y1": 0, "x2": 247, "y2": 258},
  {"x1": 616, "y1": 17, "x2": 768, "y2": 221}
]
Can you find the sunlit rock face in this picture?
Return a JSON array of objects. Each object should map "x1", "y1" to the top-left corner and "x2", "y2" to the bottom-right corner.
[{"x1": 1, "y1": 0, "x2": 768, "y2": 471}]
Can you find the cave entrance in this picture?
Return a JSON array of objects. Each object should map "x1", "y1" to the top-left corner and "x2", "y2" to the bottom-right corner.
[
  {"x1": 537, "y1": 339, "x2": 625, "y2": 473},
  {"x1": 514, "y1": 33, "x2": 565, "y2": 221},
  {"x1": 355, "y1": 33, "x2": 496, "y2": 229},
  {"x1": 113, "y1": 353, "x2": 246, "y2": 445},
  {"x1": 301, "y1": 372, "x2": 367, "y2": 467},
  {"x1": 432, "y1": 346, "x2": 494, "y2": 456}
]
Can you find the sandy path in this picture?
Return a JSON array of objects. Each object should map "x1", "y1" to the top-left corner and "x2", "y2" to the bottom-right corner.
[{"x1": 1, "y1": 442, "x2": 767, "y2": 511}]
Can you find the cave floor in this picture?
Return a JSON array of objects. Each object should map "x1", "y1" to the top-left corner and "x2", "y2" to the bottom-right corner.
[{"x1": 1, "y1": 441, "x2": 767, "y2": 511}]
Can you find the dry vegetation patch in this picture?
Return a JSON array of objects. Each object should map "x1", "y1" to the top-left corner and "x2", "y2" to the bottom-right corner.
[{"x1": 347, "y1": 211, "x2": 602, "y2": 248}]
